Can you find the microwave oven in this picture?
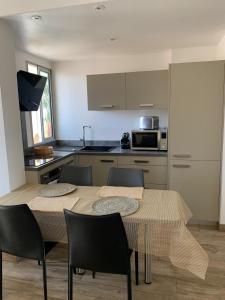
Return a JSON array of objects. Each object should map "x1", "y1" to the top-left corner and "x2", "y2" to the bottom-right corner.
[{"x1": 131, "y1": 130, "x2": 168, "y2": 151}]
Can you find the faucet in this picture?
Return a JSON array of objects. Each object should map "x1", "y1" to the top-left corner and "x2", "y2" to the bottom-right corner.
[{"x1": 82, "y1": 125, "x2": 92, "y2": 147}]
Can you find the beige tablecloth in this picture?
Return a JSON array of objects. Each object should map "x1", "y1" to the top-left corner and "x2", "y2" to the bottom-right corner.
[{"x1": 0, "y1": 184, "x2": 208, "y2": 279}]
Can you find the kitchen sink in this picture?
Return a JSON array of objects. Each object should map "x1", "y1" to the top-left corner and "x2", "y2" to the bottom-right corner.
[{"x1": 80, "y1": 146, "x2": 115, "y2": 152}]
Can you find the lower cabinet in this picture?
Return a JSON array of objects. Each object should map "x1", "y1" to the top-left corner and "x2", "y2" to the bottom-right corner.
[
  {"x1": 78, "y1": 155, "x2": 117, "y2": 186},
  {"x1": 78, "y1": 155, "x2": 168, "y2": 189},
  {"x1": 168, "y1": 160, "x2": 221, "y2": 222},
  {"x1": 118, "y1": 164, "x2": 167, "y2": 189}
]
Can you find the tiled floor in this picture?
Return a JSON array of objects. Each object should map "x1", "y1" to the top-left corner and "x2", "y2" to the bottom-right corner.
[{"x1": 2, "y1": 225, "x2": 225, "y2": 299}]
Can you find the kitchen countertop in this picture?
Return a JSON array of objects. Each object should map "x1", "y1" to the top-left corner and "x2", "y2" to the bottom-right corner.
[
  {"x1": 25, "y1": 147, "x2": 168, "y2": 171},
  {"x1": 53, "y1": 146, "x2": 168, "y2": 156},
  {"x1": 24, "y1": 151, "x2": 74, "y2": 171}
]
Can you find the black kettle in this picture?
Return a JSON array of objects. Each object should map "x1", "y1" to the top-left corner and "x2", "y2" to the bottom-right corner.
[{"x1": 121, "y1": 132, "x2": 130, "y2": 149}]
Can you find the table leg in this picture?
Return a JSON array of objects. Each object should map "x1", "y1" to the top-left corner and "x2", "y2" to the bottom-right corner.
[{"x1": 144, "y1": 254, "x2": 152, "y2": 284}]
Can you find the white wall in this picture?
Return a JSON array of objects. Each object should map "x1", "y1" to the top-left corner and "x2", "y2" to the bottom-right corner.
[
  {"x1": 0, "y1": 20, "x2": 25, "y2": 196},
  {"x1": 53, "y1": 51, "x2": 170, "y2": 141},
  {"x1": 15, "y1": 50, "x2": 52, "y2": 71},
  {"x1": 0, "y1": 87, "x2": 10, "y2": 195}
]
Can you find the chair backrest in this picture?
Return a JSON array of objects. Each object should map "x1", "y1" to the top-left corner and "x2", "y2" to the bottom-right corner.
[
  {"x1": 64, "y1": 210, "x2": 130, "y2": 275},
  {"x1": 107, "y1": 167, "x2": 144, "y2": 187},
  {"x1": 0, "y1": 204, "x2": 44, "y2": 260},
  {"x1": 58, "y1": 165, "x2": 92, "y2": 186}
]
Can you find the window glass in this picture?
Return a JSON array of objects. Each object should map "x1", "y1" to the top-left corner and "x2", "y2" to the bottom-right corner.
[
  {"x1": 40, "y1": 71, "x2": 53, "y2": 139},
  {"x1": 28, "y1": 64, "x2": 38, "y2": 74},
  {"x1": 27, "y1": 63, "x2": 53, "y2": 145},
  {"x1": 31, "y1": 109, "x2": 43, "y2": 144}
]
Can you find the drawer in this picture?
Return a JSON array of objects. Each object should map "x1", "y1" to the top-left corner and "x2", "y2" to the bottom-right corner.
[
  {"x1": 118, "y1": 164, "x2": 167, "y2": 185},
  {"x1": 145, "y1": 183, "x2": 167, "y2": 190},
  {"x1": 78, "y1": 155, "x2": 117, "y2": 165},
  {"x1": 118, "y1": 156, "x2": 167, "y2": 166}
]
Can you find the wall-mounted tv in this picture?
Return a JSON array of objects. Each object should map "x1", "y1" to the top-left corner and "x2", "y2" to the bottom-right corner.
[{"x1": 17, "y1": 70, "x2": 47, "y2": 111}]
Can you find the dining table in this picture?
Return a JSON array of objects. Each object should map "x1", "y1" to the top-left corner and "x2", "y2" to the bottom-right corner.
[{"x1": 0, "y1": 184, "x2": 209, "y2": 283}]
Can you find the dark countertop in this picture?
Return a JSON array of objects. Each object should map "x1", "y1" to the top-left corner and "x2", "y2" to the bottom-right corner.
[
  {"x1": 24, "y1": 151, "x2": 74, "y2": 171},
  {"x1": 53, "y1": 146, "x2": 168, "y2": 157},
  {"x1": 25, "y1": 147, "x2": 168, "y2": 171}
]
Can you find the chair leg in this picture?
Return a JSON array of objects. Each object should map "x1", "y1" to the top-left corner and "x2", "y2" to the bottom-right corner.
[
  {"x1": 127, "y1": 265, "x2": 132, "y2": 300},
  {"x1": 0, "y1": 251, "x2": 2, "y2": 300},
  {"x1": 42, "y1": 260, "x2": 47, "y2": 300},
  {"x1": 135, "y1": 251, "x2": 139, "y2": 286},
  {"x1": 68, "y1": 265, "x2": 73, "y2": 300},
  {"x1": 92, "y1": 271, "x2": 96, "y2": 279}
]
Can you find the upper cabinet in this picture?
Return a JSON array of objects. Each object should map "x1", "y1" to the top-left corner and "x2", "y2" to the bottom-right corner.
[
  {"x1": 87, "y1": 73, "x2": 126, "y2": 111},
  {"x1": 87, "y1": 70, "x2": 168, "y2": 111},
  {"x1": 125, "y1": 70, "x2": 168, "y2": 109},
  {"x1": 169, "y1": 61, "x2": 224, "y2": 161}
]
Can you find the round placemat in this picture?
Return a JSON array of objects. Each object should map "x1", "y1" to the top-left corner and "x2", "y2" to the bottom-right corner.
[
  {"x1": 39, "y1": 183, "x2": 77, "y2": 197},
  {"x1": 92, "y1": 196, "x2": 139, "y2": 217}
]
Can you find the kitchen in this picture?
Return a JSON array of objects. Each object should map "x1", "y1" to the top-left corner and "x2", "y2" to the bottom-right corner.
[{"x1": 1, "y1": 0, "x2": 225, "y2": 299}]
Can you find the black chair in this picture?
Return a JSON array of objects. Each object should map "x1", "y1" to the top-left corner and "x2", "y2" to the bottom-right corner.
[
  {"x1": 107, "y1": 167, "x2": 144, "y2": 286},
  {"x1": 0, "y1": 204, "x2": 47, "y2": 300},
  {"x1": 64, "y1": 210, "x2": 138, "y2": 300},
  {"x1": 107, "y1": 167, "x2": 144, "y2": 187},
  {"x1": 58, "y1": 165, "x2": 92, "y2": 186}
]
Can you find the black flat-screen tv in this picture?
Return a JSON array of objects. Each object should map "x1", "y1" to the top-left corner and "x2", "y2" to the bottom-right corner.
[{"x1": 17, "y1": 70, "x2": 47, "y2": 111}]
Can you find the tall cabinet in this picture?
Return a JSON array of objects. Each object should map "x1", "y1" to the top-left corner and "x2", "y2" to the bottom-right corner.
[{"x1": 168, "y1": 61, "x2": 224, "y2": 222}]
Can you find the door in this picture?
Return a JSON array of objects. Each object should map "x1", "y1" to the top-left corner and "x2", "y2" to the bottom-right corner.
[
  {"x1": 168, "y1": 160, "x2": 220, "y2": 222},
  {"x1": 87, "y1": 73, "x2": 126, "y2": 110},
  {"x1": 126, "y1": 70, "x2": 168, "y2": 109},
  {"x1": 169, "y1": 61, "x2": 224, "y2": 161}
]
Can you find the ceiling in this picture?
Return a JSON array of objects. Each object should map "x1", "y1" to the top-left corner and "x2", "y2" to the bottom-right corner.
[
  {"x1": 5, "y1": 0, "x2": 225, "y2": 61},
  {"x1": 0, "y1": 0, "x2": 106, "y2": 17}
]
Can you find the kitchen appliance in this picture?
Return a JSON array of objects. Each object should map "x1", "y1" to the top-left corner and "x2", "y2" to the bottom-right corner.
[
  {"x1": 17, "y1": 70, "x2": 47, "y2": 111},
  {"x1": 40, "y1": 167, "x2": 63, "y2": 184},
  {"x1": 121, "y1": 132, "x2": 131, "y2": 149},
  {"x1": 139, "y1": 116, "x2": 159, "y2": 130},
  {"x1": 131, "y1": 129, "x2": 168, "y2": 151}
]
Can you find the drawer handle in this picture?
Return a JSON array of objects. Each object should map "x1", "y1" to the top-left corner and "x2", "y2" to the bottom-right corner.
[
  {"x1": 173, "y1": 154, "x2": 191, "y2": 158},
  {"x1": 134, "y1": 160, "x2": 149, "y2": 164},
  {"x1": 143, "y1": 169, "x2": 149, "y2": 173},
  {"x1": 99, "y1": 105, "x2": 114, "y2": 108},
  {"x1": 139, "y1": 104, "x2": 155, "y2": 107},
  {"x1": 172, "y1": 164, "x2": 191, "y2": 168},
  {"x1": 100, "y1": 160, "x2": 114, "y2": 163}
]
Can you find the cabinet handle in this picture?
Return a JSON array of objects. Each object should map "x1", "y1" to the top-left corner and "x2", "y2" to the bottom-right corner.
[
  {"x1": 173, "y1": 154, "x2": 191, "y2": 158},
  {"x1": 143, "y1": 169, "x2": 149, "y2": 173},
  {"x1": 134, "y1": 160, "x2": 149, "y2": 164},
  {"x1": 100, "y1": 159, "x2": 114, "y2": 163},
  {"x1": 139, "y1": 104, "x2": 155, "y2": 107},
  {"x1": 172, "y1": 164, "x2": 191, "y2": 168},
  {"x1": 99, "y1": 105, "x2": 114, "y2": 108}
]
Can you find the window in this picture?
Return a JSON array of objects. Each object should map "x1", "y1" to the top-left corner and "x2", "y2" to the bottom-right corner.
[{"x1": 27, "y1": 63, "x2": 54, "y2": 145}]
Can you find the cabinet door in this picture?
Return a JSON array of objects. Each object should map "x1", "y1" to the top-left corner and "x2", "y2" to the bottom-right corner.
[
  {"x1": 118, "y1": 164, "x2": 167, "y2": 185},
  {"x1": 169, "y1": 61, "x2": 224, "y2": 160},
  {"x1": 168, "y1": 160, "x2": 220, "y2": 222},
  {"x1": 87, "y1": 73, "x2": 125, "y2": 110},
  {"x1": 93, "y1": 158, "x2": 117, "y2": 186},
  {"x1": 126, "y1": 70, "x2": 168, "y2": 109},
  {"x1": 78, "y1": 155, "x2": 117, "y2": 186}
]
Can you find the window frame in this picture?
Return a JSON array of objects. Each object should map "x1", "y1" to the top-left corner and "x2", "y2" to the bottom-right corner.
[{"x1": 26, "y1": 61, "x2": 55, "y2": 146}]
